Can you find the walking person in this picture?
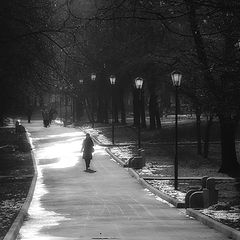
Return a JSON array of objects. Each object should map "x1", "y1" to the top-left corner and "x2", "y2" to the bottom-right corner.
[
  {"x1": 81, "y1": 133, "x2": 95, "y2": 172},
  {"x1": 41, "y1": 108, "x2": 50, "y2": 127},
  {"x1": 26, "y1": 105, "x2": 33, "y2": 123},
  {"x1": 49, "y1": 108, "x2": 57, "y2": 125}
]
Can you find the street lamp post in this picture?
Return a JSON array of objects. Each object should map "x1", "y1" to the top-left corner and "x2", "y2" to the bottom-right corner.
[
  {"x1": 171, "y1": 71, "x2": 182, "y2": 190},
  {"x1": 110, "y1": 75, "x2": 116, "y2": 145},
  {"x1": 91, "y1": 73, "x2": 96, "y2": 128},
  {"x1": 64, "y1": 86, "x2": 68, "y2": 127},
  {"x1": 79, "y1": 79, "x2": 84, "y2": 122},
  {"x1": 135, "y1": 77, "x2": 144, "y2": 149},
  {"x1": 59, "y1": 86, "x2": 62, "y2": 123}
]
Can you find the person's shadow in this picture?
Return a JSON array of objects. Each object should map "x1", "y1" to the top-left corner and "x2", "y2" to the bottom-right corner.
[{"x1": 84, "y1": 169, "x2": 96, "y2": 173}]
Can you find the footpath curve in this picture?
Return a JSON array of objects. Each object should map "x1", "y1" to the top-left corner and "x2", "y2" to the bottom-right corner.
[
  {"x1": 82, "y1": 126, "x2": 240, "y2": 240},
  {"x1": 3, "y1": 121, "x2": 234, "y2": 240}
]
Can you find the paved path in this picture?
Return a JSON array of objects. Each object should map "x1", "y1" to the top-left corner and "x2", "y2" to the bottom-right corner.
[{"x1": 17, "y1": 120, "x2": 228, "y2": 240}]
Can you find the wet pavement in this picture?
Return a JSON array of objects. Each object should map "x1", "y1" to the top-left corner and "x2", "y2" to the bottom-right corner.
[{"x1": 17, "y1": 120, "x2": 228, "y2": 240}]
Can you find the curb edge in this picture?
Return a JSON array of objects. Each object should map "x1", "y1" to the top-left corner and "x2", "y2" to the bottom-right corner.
[
  {"x1": 68, "y1": 124, "x2": 240, "y2": 238},
  {"x1": 3, "y1": 129, "x2": 38, "y2": 240},
  {"x1": 105, "y1": 147, "x2": 184, "y2": 208},
  {"x1": 186, "y1": 208, "x2": 240, "y2": 240}
]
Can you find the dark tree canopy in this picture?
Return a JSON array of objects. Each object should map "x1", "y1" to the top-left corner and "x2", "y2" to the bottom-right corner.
[
  {"x1": 1, "y1": 0, "x2": 240, "y2": 176},
  {"x1": 0, "y1": 1, "x2": 59, "y2": 121}
]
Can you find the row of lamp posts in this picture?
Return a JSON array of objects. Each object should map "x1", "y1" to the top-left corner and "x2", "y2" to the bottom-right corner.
[
  {"x1": 78, "y1": 71, "x2": 182, "y2": 190},
  {"x1": 78, "y1": 74, "x2": 143, "y2": 146},
  {"x1": 79, "y1": 74, "x2": 96, "y2": 128},
  {"x1": 109, "y1": 75, "x2": 143, "y2": 146},
  {"x1": 134, "y1": 72, "x2": 182, "y2": 191}
]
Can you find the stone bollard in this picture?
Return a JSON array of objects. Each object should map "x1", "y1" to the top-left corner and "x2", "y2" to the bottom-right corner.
[
  {"x1": 189, "y1": 190, "x2": 204, "y2": 209},
  {"x1": 185, "y1": 176, "x2": 208, "y2": 208},
  {"x1": 187, "y1": 177, "x2": 218, "y2": 209},
  {"x1": 132, "y1": 157, "x2": 144, "y2": 169},
  {"x1": 201, "y1": 176, "x2": 209, "y2": 188},
  {"x1": 15, "y1": 121, "x2": 30, "y2": 152},
  {"x1": 185, "y1": 189, "x2": 199, "y2": 208},
  {"x1": 138, "y1": 148, "x2": 146, "y2": 167},
  {"x1": 189, "y1": 188, "x2": 210, "y2": 209},
  {"x1": 206, "y1": 177, "x2": 218, "y2": 206},
  {"x1": 125, "y1": 156, "x2": 144, "y2": 169}
]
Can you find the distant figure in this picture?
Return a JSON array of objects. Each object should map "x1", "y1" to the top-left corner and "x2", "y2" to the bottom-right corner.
[
  {"x1": 49, "y1": 108, "x2": 57, "y2": 125},
  {"x1": 81, "y1": 133, "x2": 94, "y2": 172},
  {"x1": 41, "y1": 109, "x2": 49, "y2": 127},
  {"x1": 26, "y1": 105, "x2": 33, "y2": 123}
]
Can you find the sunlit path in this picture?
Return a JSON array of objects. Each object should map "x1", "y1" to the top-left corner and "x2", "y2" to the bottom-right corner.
[
  {"x1": 17, "y1": 120, "x2": 228, "y2": 240},
  {"x1": 17, "y1": 121, "x2": 86, "y2": 240}
]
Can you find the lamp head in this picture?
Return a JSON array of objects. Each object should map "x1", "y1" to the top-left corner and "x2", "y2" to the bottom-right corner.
[
  {"x1": 171, "y1": 71, "x2": 182, "y2": 87},
  {"x1": 135, "y1": 77, "x2": 144, "y2": 89},
  {"x1": 91, "y1": 73, "x2": 96, "y2": 81},
  {"x1": 79, "y1": 79, "x2": 84, "y2": 85},
  {"x1": 109, "y1": 75, "x2": 116, "y2": 85}
]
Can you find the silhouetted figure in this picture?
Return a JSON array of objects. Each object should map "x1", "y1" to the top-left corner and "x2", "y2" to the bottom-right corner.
[
  {"x1": 41, "y1": 109, "x2": 49, "y2": 127},
  {"x1": 81, "y1": 133, "x2": 94, "y2": 172},
  {"x1": 49, "y1": 108, "x2": 57, "y2": 124},
  {"x1": 26, "y1": 105, "x2": 33, "y2": 123}
]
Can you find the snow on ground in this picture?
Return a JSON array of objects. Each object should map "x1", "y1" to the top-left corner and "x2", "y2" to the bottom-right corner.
[
  {"x1": 146, "y1": 180, "x2": 186, "y2": 202},
  {"x1": 73, "y1": 122, "x2": 240, "y2": 232}
]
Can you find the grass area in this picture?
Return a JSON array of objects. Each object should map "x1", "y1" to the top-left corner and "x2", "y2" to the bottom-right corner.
[
  {"x1": 0, "y1": 127, "x2": 33, "y2": 240},
  {"x1": 91, "y1": 120, "x2": 240, "y2": 201},
  {"x1": 92, "y1": 118, "x2": 240, "y2": 171},
  {"x1": 91, "y1": 120, "x2": 240, "y2": 232}
]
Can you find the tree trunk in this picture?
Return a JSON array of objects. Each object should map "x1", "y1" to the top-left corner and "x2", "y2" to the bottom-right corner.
[
  {"x1": 75, "y1": 97, "x2": 83, "y2": 121},
  {"x1": 0, "y1": 95, "x2": 6, "y2": 126},
  {"x1": 140, "y1": 90, "x2": 146, "y2": 128},
  {"x1": 218, "y1": 117, "x2": 240, "y2": 177},
  {"x1": 203, "y1": 114, "x2": 213, "y2": 158},
  {"x1": 195, "y1": 107, "x2": 202, "y2": 155},
  {"x1": 149, "y1": 93, "x2": 156, "y2": 129},
  {"x1": 133, "y1": 88, "x2": 139, "y2": 126},
  {"x1": 111, "y1": 86, "x2": 118, "y2": 123},
  {"x1": 0, "y1": 102, "x2": 4, "y2": 126},
  {"x1": 84, "y1": 98, "x2": 93, "y2": 124},
  {"x1": 0, "y1": 114, "x2": 3, "y2": 127},
  {"x1": 113, "y1": 96, "x2": 119, "y2": 123},
  {"x1": 97, "y1": 97, "x2": 103, "y2": 123},
  {"x1": 149, "y1": 93, "x2": 162, "y2": 129},
  {"x1": 155, "y1": 103, "x2": 162, "y2": 129},
  {"x1": 120, "y1": 91, "x2": 126, "y2": 124},
  {"x1": 72, "y1": 98, "x2": 76, "y2": 123},
  {"x1": 103, "y1": 98, "x2": 109, "y2": 123}
]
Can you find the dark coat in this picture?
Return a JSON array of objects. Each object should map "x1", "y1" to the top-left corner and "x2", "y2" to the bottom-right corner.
[{"x1": 82, "y1": 137, "x2": 94, "y2": 160}]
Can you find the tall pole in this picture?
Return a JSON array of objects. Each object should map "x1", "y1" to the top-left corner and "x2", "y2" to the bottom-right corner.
[
  {"x1": 171, "y1": 70, "x2": 182, "y2": 190},
  {"x1": 174, "y1": 85, "x2": 179, "y2": 190},
  {"x1": 59, "y1": 90, "x2": 62, "y2": 122},
  {"x1": 91, "y1": 73, "x2": 96, "y2": 128},
  {"x1": 79, "y1": 80, "x2": 84, "y2": 122},
  {"x1": 64, "y1": 94, "x2": 67, "y2": 127},
  {"x1": 112, "y1": 85, "x2": 115, "y2": 145},
  {"x1": 138, "y1": 88, "x2": 141, "y2": 149},
  {"x1": 92, "y1": 81, "x2": 95, "y2": 129},
  {"x1": 134, "y1": 77, "x2": 143, "y2": 149}
]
